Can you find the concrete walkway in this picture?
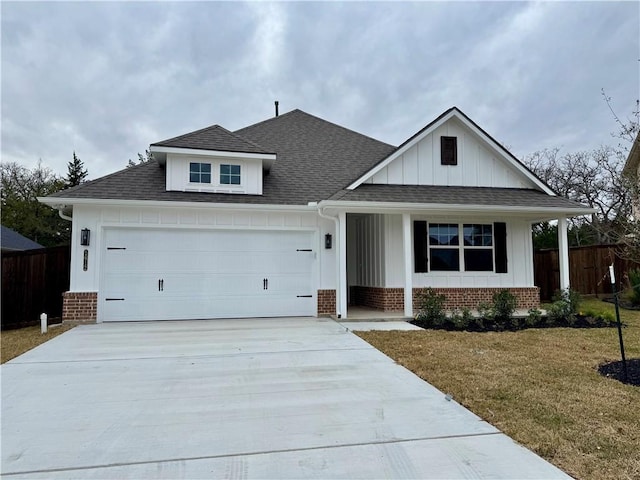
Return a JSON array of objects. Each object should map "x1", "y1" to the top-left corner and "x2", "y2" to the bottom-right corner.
[{"x1": 1, "y1": 318, "x2": 570, "y2": 479}]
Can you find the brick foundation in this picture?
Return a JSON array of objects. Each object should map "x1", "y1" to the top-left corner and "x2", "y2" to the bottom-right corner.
[
  {"x1": 350, "y1": 286, "x2": 404, "y2": 311},
  {"x1": 317, "y1": 289, "x2": 336, "y2": 315},
  {"x1": 349, "y1": 285, "x2": 540, "y2": 312},
  {"x1": 62, "y1": 292, "x2": 98, "y2": 324}
]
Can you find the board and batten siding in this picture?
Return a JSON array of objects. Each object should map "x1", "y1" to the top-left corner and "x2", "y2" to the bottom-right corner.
[
  {"x1": 68, "y1": 205, "x2": 335, "y2": 294},
  {"x1": 366, "y1": 117, "x2": 537, "y2": 189},
  {"x1": 407, "y1": 216, "x2": 535, "y2": 288}
]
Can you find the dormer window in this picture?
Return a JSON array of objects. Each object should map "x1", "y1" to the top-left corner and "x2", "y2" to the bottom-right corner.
[
  {"x1": 441, "y1": 136, "x2": 457, "y2": 165},
  {"x1": 220, "y1": 164, "x2": 241, "y2": 185},
  {"x1": 190, "y1": 162, "x2": 211, "y2": 183}
]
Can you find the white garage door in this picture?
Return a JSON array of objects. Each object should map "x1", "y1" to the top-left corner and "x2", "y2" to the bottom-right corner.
[{"x1": 101, "y1": 228, "x2": 316, "y2": 321}]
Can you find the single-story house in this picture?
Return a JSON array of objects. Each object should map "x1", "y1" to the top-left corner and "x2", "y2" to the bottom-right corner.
[
  {"x1": 1, "y1": 225, "x2": 43, "y2": 253},
  {"x1": 40, "y1": 106, "x2": 593, "y2": 323}
]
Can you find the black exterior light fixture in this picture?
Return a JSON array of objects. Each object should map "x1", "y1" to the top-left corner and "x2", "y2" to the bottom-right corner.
[
  {"x1": 325, "y1": 233, "x2": 332, "y2": 249},
  {"x1": 80, "y1": 228, "x2": 91, "y2": 246}
]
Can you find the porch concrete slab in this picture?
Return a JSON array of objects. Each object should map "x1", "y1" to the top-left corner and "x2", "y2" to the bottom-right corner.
[
  {"x1": 340, "y1": 321, "x2": 424, "y2": 331},
  {"x1": 2, "y1": 318, "x2": 569, "y2": 479}
]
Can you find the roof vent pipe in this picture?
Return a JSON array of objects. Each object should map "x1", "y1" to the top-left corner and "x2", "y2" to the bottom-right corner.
[{"x1": 275, "y1": 101, "x2": 279, "y2": 117}]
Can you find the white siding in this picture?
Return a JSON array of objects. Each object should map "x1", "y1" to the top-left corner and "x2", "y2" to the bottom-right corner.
[
  {"x1": 350, "y1": 214, "x2": 386, "y2": 287},
  {"x1": 366, "y1": 117, "x2": 538, "y2": 189},
  {"x1": 68, "y1": 206, "x2": 335, "y2": 296},
  {"x1": 401, "y1": 216, "x2": 535, "y2": 288},
  {"x1": 165, "y1": 153, "x2": 263, "y2": 195}
]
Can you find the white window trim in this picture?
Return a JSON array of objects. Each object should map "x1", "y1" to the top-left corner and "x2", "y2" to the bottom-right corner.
[
  {"x1": 186, "y1": 160, "x2": 245, "y2": 192},
  {"x1": 428, "y1": 222, "x2": 495, "y2": 273},
  {"x1": 189, "y1": 162, "x2": 213, "y2": 185}
]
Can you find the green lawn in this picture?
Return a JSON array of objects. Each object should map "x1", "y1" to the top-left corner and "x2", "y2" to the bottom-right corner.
[{"x1": 357, "y1": 297, "x2": 640, "y2": 480}]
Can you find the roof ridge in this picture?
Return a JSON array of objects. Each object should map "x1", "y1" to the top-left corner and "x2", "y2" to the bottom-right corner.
[
  {"x1": 236, "y1": 109, "x2": 396, "y2": 150},
  {"x1": 151, "y1": 124, "x2": 223, "y2": 146}
]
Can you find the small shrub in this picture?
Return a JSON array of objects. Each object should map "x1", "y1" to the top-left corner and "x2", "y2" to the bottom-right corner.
[
  {"x1": 477, "y1": 301, "x2": 493, "y2": 321},
  {"x1": 627, "y1": 268, "x2": 640, "y2": 306},
  {"x1": 415, "y1": 288, "x2": 446, "y2": 327},
  {"x1": 526, "y1": 308, "x2": 543, "y2": 327},
  {"x1": 547, "y1": 299, "x2": 573, "y2": 323},
  {"x1": 492, "y1": 289, "x2": 517, "y2": 323},
  {"x1": 549, "y1": 288, "x2": 582, "y2": 323}
]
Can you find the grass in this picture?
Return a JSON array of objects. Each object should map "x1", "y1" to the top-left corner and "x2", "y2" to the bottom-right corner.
[
  {"x1": 357, "y1": 297, "x2": 640, "y2": 480},
  {"x1": 1, "y1": 324, "x2": 74, "y2": 364}
]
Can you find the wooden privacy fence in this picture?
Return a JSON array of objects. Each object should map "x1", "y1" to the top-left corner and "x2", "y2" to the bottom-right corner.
[
  {"x1": 1, "y1": 246, "x2": 70, "y2": 330},
  {"x1": 534, "y1": 244, "x2": 640, "y2": 301}
]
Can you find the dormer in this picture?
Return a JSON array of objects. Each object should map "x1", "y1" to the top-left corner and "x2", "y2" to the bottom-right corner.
[{"x1": 150, "y1": 125, "x2": 276, "y2": 195}]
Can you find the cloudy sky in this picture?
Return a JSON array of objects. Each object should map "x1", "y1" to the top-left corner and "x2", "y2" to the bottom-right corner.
[{"x1": 2, "y1": 1, "x2": 638, "y2": 179}]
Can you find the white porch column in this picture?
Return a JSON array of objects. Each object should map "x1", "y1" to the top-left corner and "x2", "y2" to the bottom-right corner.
[
  {"x1": 338, "y1": 210, "x2": 348, "y2": 318},
  {"x1": 558, "y1": 217, "x2": 570, "y2": 291},
  {"x1": 402, "y1": 213, "x2": 413, "y2": 318}
]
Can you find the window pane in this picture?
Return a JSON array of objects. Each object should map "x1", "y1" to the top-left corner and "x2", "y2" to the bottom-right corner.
[
  {"x1": 230, "y1": 165, "x2": 241, "y2": 175},
  {"x1": 430, "y1": 248, "x2": 460, "y2": 271},
  {"x1": 464, "y1": 249, "x2": 493, "y2": 271},
  {"x1": 220, "y1": 175, "x2": 230, "y2": 185},
  {"x1": 201, "y1": 163, "x2": 211, "y2": 173},
  {"x1": 201, "y1": 173, "x2": 211, "y2": 184},
  {"x1": 463, "y1": 224, "x2": 492, "y2": 246},
  {"x1": 230, "y1": 175, "x2": 240, "y2": 185},
  {"x1": 429, "y1": 224, "x2": 458, "y2": 246},
  {"x1": 190, "y1": 172, "x2": 199, "y2": 183},
  {"x1": 220, "y1": 164, "x2": 230, "y2": 175}
]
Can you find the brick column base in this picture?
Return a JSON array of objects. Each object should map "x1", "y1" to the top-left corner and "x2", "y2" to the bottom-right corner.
[
  {"x1": 317, "y1": 289, "x2": 336, "y2": 315},
  {"x1": 62, "y1": 292, "x2": 98, "y2": 324},
  {"x1": 350, "y1": 286, "x2": 404, "y2": 311}
]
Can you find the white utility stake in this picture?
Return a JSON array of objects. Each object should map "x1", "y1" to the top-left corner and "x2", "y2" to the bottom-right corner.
[
  {"x1": 40, "y1": 313, "x2": 47, "y2": 334},
  {"x1": 609, "y1": 265, "x2": 616, "y2": 283}
]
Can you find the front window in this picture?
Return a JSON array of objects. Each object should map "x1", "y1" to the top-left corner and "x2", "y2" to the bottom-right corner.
[
  {"x1": 189, "y1": 162, "x2": 211, "y2": 183},
  {"x1": 427, "y1": 223, "x2": 494, "y2": 272},
  {"x1": 429, "y1": 224, "x2": 460, "y2": 271},
  {"x1": 220, "y1": 164, "x2": 241, "y2": 185},
  {"x1": 462, "y1": 224, "x2": 493, "y2": 271}
]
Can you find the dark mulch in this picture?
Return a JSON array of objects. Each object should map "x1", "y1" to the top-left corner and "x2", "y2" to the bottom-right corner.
[
  {"x1": 598, "y1": 358, "x2": 640, "y2": 387},
  {"x1": 602, "y1": 297, "x2": 640, "y2": 310},
  {"x1": 411, "y1": 314, "x2": 619, "y2": 332}
]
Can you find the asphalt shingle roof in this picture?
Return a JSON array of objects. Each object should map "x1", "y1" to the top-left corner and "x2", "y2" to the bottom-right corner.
[
  {"x1": 151, "y1": 124, "x2": 272, "y2": 155},
  {"x1": 50, "y1": 109, "x2": 396, "y2": 205},
  {"x1": 1, "y1": 225, "x2": 43, "y2": 251},
  {"x1": 330, "y1": 184, "x2": 589, "y2": 210},
  {"x1": 47, "y1": 108, "x2": 589, "y2": 212}
]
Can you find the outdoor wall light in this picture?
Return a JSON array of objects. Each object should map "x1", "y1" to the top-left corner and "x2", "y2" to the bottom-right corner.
[
  {"x1": 325, "y1": 233, "x2": 332, "y2": 249},
  {"x1": 80, "y1": 228, "x2": 91, "y2": 246}
]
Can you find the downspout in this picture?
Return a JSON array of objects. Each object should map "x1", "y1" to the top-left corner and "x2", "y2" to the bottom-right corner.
[
  {"x1": 58, "y1": 208, "x2": 72, "y2": 222},
  {"x1": 317, "y1": 204, "x2": 342, "y2": 318}
]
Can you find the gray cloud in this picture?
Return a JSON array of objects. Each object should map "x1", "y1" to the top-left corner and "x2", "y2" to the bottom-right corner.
[{"x1": 2, "y1": 1, "x2": 638, "y2": 179}]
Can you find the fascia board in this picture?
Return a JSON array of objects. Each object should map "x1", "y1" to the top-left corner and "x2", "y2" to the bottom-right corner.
[
  {"x1": 317, "y1": 200, "x2": 596, "y2": 218},
  {"x1": 37, "y1": 197, "x2": 316, "y2": 212},
  {"x1": 149, "y1": 145, "x2": 277, "y2": 161}
]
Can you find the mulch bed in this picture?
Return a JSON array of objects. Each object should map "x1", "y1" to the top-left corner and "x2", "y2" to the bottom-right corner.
[
  {"x1": 598, "y1": 358, "x2": 640, "y2": 387},
  {"x1": 411, "y1": 314, "x2": 618, "y2": 332}
]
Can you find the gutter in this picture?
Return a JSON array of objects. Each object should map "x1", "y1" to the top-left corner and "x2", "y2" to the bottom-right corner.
[{"x1": 315, "y1": 203, "x2": 343, "y2": 318}]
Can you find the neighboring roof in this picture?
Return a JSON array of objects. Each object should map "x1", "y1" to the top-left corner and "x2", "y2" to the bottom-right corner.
[
  {"x1": 151, "y1": 124, "x2": 273, "y2": 155},
  {"x1": 348, "y1": 107, "x2": 555, "y2": 195},
  {"x1": 622, "y1": 130, "x2": 640, "y2": 177},
  {"x1": 329, "y1": 184, "x2": 591, "y2": 211},
  {"x1": 49, "y1": 109, "x2": 396, "y2": 205},
  {"x1": 1, "y1": 225, "x2": 43, "y2": 251}
]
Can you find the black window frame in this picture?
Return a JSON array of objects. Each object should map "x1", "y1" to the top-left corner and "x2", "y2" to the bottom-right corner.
[{"x1": 440, "y1": 136, "x2": 458, "y2": 166}]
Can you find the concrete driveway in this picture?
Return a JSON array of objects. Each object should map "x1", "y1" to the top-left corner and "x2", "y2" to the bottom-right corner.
[{"x1": 2, "y1": 318, "x2": 569, "y2": 479}]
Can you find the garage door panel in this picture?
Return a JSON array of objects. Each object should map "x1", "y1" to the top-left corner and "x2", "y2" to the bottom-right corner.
[{"x1": 101, "y1": 228, "x2": 316, "y2": 321}]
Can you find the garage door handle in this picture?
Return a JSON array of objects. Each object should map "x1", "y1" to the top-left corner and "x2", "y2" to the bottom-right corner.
[
  {"x1": 158, "y1": 279, "x2": 164, "y2": 292},
  {"x1": 263, "y1": 278, "x2": 268, "y2": 290}
]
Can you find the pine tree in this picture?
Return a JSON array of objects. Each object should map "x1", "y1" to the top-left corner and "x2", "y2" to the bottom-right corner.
[{"x1": 66, "y1": 151, "x2": 88, "y2": 187}]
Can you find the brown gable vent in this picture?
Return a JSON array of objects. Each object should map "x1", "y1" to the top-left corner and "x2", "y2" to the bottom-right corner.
[{"x1": 441, "y1": 136, "x2": 457, "y2": 165}]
